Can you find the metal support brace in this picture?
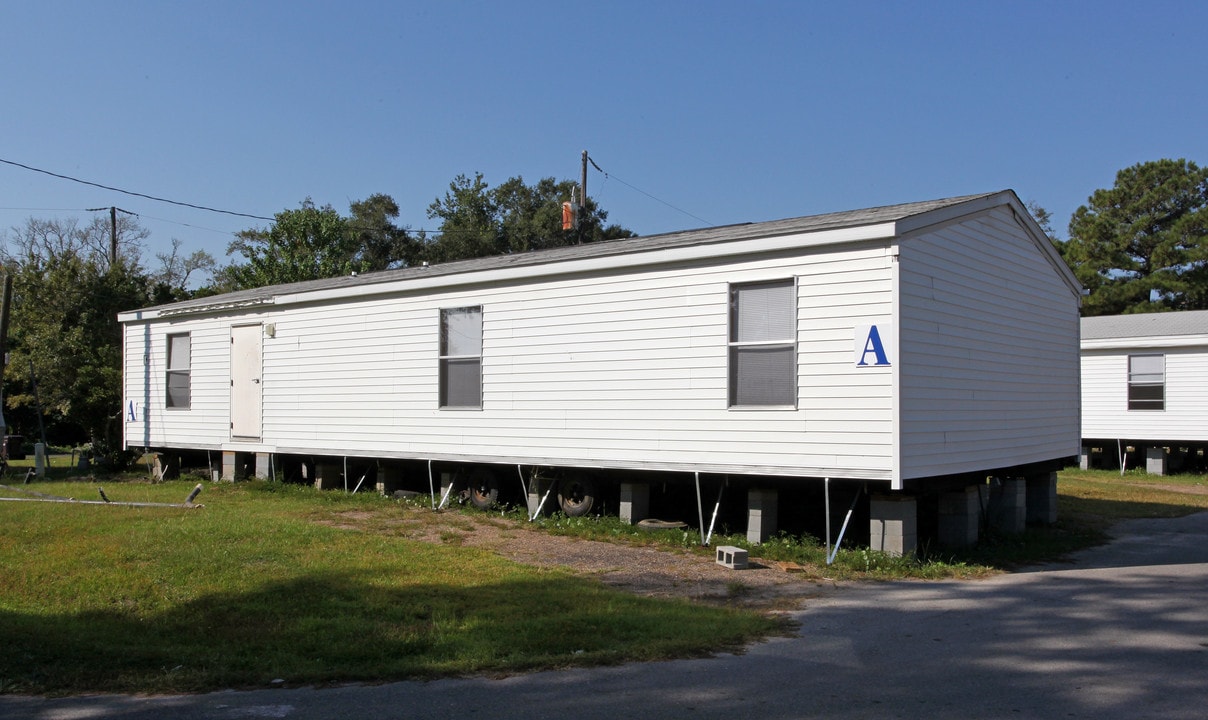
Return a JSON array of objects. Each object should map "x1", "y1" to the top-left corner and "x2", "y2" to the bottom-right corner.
[
  {"x1": 703, "y1": 480, "x2": 725, "y2": 547},
  {"x1": 825, "y1": 479, "x2": 863, "y2": 565},
  {"x1": 518, "y1": 465, "x2": 556, "y2": 520},
  {"x1": 427, "y1": 459, "x2": 436, "y2": 509},
  {"x1": 695, "y1": 472, "x2": 706, "y2": 546},
  {"x1": 530, "y1": 478, "x2": 556, "y2": 521}
]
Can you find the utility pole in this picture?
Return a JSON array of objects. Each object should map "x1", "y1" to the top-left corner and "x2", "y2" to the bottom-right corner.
[
  {"x1": 581, "y1": 150, "x2": 588, "y2": 208},
  {"x1": 109, "y1": 206, "x2": 117, "y2": 266},
  {"x1": 87, "y1": 206, "x2": 133, "y2": 267}
]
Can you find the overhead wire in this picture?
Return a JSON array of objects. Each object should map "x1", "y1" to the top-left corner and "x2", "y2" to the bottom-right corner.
[
  {"x1": 585, "y1": 154, "x2": 713, "y2": 227},
  {"x1": 0, "y1": 157, "x2": 274, "y2": 221},
  {"x1": 3, "y1": 155, "x2": 720, "y2": 242}
]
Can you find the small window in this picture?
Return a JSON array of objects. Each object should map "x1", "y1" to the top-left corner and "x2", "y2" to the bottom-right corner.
[
  {"x1": 729, "y1": 280, "x2": 796, "y2": 407},
  {"x1": 1128, "y1": 354, "x2": 1164, "y2": 410},
  {"x1": 166, "y1": 333, "x2": 191, "y2": 409},
  {"x1": 439, "y1": 307, "x2": 482, "y2": 408}
]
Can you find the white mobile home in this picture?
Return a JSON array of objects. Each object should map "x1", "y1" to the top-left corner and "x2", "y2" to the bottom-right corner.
[
  {"x1": 1080, "y1": 310, "x2": 1208, "y2": 474},
  {"x1": 120, "y1": 190, "x2": 1082, "y2": 553}
]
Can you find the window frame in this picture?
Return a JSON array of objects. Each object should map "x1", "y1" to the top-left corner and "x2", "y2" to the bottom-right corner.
[
  {"x1": 1127, "y1": 353, "x2": 1165, "y2": 411},
  {"x1": 727, "y1": 279, "x2": 798, "y2": 409},
  {"x1": 165, "y1": 332, "x2": 191, "y2": 410},
  {"x1": 438, "y1": 306, "x2": 483, "y2": 409}
]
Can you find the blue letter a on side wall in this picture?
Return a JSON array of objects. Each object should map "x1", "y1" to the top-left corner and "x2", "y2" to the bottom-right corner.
[{"x1": 858, "y1": 325, "x2": 890, "y2": 366}]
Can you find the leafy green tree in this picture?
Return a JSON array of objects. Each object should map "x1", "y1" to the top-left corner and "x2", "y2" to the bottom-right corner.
[
  {"x1": 423, "y1": 173, "x2": 634, "y2": 263},
  {"x1": 1, "y1": 217, "x2": 152, "y2": 455},
  {"x1": 348, "y1": 193, "x2": 420, "y2": 271},
  {"x1": 218, "y1": 196, "x2": 418, "y2": 292},
  {"x1": 221, "y1": 199, "x2": 359, "y2": 290},
  {"x1": 1062, "y1": 159, "x2": 1208, "y2": 315}
]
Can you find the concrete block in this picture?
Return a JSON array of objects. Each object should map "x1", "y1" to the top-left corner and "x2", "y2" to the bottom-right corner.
[
  {"x1": 715, "y1": 545, "x2": 749, "y2": 569},
  {"x1": 221, "y1": 451, "x2": 237, "y2": 482},
  {"x1": 990, "y1": 478, "x2": 1026, "y2": 535},
  {"x1": 438, "y1": 471, "x2": 458, "y2": 507},
  {"x1": 1079, "y1": 447, "x2": 1091, "y2": 471},
  {"x1": 1026, "y1": 472, "x2": 1058, "y2": 526},
  {"x1": 1146, "y1": 447, "x2": 1168, "y2": 476},
  {"x1": 619, "y1": 482, "x2": 650, "y2": 525},
  {"x1": 526, "y1": 474, "x2": 555, "y2": 516},
  {"x1": 254, "y1": 453, "x2": 271, "y2": 479},
  {"x1": 746, "y1": 488, "x2": 778, "y2": 544},
  {"x1": 376, "y1": 464, "x2": 405, "y2": 496},
  {"x1": 869, "y1": 494, "x2": 917, "y2": 557},
  {"x1": 938, "y1": 486, "x2": 980, "y2": 547}
]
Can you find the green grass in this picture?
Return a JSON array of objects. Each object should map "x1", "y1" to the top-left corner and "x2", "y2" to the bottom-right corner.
[
  {"x1": 514, "y1": 468, "x2": 1208, "y2": 578},
  {"x1": 2, "y1": 464, "x2": 1205, "y2": 695},
  {"x1": 0, "y1": 478, "x2": 783, "y2": 695}
]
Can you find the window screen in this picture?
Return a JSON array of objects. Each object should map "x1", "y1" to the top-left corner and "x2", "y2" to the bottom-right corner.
[
  {"x1": 165, "y1": 333, "x2": 191, "y2": 409},
  {"x1": 440, "y1": 307, "x2": 483, "y2": 408},
  {"x1": 729, "y1": 280, "x2": 796, "y2": 407},
  {"x1": 1127, "y1": 354, "x2": 1164, "y2": 410}
]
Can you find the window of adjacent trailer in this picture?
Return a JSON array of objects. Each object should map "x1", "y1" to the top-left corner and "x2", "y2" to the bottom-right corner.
[
  {"x1": 729, "y1": 280, "x2": 796, "y2": 407},
  {"x1": 439, "y1": 307, "x2": 482, "y2": 408},
  {"x1": 1127, "y1": 353, "x2": 1164, "y2": 411},
  {"x1": 165, "y1": 333, "x2": 191, "y2": 409}
]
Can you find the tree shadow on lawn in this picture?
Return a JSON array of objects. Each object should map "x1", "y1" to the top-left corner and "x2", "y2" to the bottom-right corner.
[{"x1": 0, "y1": 568, "x2": 775, "y2": 695}]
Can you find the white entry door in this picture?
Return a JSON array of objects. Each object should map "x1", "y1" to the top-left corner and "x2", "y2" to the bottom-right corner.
[{"x1": 230, "y1": 324, "x2": 263, "y2": 439}]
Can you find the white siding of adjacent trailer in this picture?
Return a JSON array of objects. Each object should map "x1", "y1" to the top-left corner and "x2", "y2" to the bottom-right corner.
[
  {"x1": 1081, "y1": 344, "x2": 1208, "y2": 442},
  {"x1": 127, "y1": 240, "x2": 899, "y2": 480},
  {"x1": 124, "y1": 315, "x2": 258, "y2": 451},
  {"x1": 897, "y1": 207, "x2": 1081, "y2": 480}
]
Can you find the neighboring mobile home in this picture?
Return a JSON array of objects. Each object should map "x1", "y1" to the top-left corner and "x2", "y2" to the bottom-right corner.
[
  {"x1": 1080, "y1": 310, "x2": 1208, "y2": 474},
  {"x1": 120, "y1": 190, "x2": 1082, "y2": 554}
]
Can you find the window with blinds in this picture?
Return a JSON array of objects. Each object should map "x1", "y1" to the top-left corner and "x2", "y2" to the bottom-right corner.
[
  {"x1": 439, "y1": 306, "x2": 483, "y2": 409},
  {"x1": 1127, "y1": 353, "x2": 1164, "y2": 410},
  {"x1": 728, "y1": 280, "x2": 797, "y2": 407},
  {"x1": 165, "y1": 333, "x2": 191, "y2": 409}
]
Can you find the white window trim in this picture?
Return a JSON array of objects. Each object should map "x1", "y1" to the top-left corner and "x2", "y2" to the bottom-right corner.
[
  {"x1": 727, "y1": 279, "x2": 798, "y2": 409},
  {"x1": 165, "y1": 332, "x2": 191, "y2": 410},
  {"x1": 1126, "y1": 353, "x2": 1165, "y2": 411},
  {"x1": 439, "y1": 306, "x2": 483, "y2": 410}
]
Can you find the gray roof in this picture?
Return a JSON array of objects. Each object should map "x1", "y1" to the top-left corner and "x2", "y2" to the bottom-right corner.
[
  {"x1": 134, "y1": 191, "x2": 1004, "y2": 318},
  {"x1": 1081, "y1": 310, "x2": 1208, "y2": 340}
]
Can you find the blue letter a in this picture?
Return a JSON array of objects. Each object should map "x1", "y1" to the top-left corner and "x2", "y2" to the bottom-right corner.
[{"x1": 858, "y1": 326, "x2": 890, "y2": 366}]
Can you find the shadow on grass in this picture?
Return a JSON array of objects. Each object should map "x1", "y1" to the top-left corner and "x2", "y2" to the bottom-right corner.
[{"x1": 0, "y1": 568, "x2": 777, "y2": 696}]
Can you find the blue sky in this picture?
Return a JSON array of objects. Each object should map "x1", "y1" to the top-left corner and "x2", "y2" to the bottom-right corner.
[{"x1": 2, "y1": 1, "x2": 1205, "y2": 275}]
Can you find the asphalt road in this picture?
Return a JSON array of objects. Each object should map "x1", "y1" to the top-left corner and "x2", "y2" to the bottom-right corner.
[{"x1": 4, "y1": 511, "x2": 1207, "y2": 720}]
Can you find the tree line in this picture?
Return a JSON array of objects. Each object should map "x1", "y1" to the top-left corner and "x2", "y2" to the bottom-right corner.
[{"x1": 1, "y1": 161, "x2": 1205, "y2": 456}]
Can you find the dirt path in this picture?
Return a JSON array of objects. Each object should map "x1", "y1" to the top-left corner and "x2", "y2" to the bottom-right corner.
[{"x1": 400, "y1": 513, "x2": 837, "y2": 611}]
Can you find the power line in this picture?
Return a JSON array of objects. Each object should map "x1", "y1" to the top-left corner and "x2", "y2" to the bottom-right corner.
[
  {"x1": 0, "y1": 157, "x2": 274, "y2": 221},
  {"x1": 586, "y1": 155, "x2": 713, "y2": 227}
]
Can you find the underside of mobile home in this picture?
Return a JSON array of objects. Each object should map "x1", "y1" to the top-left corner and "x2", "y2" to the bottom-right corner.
[{"x1": 120, "y1": 190, "x2": 1082, "y2": 554}]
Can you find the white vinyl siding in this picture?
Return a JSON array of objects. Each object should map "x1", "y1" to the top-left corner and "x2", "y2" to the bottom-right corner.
[
  {"x1": 729, "y1": 280, "x2": 796, "y2": 407},
  {"x1": 165, "y1": 333, "x2": 191, "y2": 409},
  {"x1": 1081, "y1": 345, "x2": 1208, "y2": 442},
  {"x1": 897, "y1": 207, "x2": 1081, "y2": 480},
  {"x1": 439, "y1": 306, "x2": 483, "y2": 408},
  {"x1": 121, "y1": 194, "x2": 1079, "y2": 487},
  {"x1": 124, "y1": 242, "x2": 898, "y2": 480},
  {"x1": 1127, "y1": 354, "x2": 1164, "y2": 410}
]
